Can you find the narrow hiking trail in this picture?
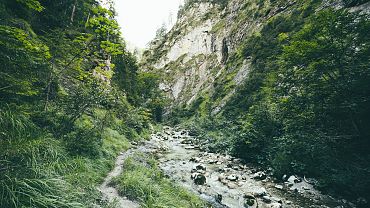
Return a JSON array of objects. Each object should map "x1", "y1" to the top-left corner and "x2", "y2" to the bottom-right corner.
[
  {"x1": 100, "y1": 126, "x2": 355, "y2": 208},
  {"x1": 99, "y1": 149, "x2": 140, "y2": 208}
]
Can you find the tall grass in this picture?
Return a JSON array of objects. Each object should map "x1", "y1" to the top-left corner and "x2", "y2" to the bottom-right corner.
[
  {"x1": 0, "y1": 109, "x2": 132, "y2": 207},
  {"x1": 113, "y1": 153, "x2": 206, "y2": 208},
  {"x1": 0, "y1": 109, "x2": 81, "y2": 207}
]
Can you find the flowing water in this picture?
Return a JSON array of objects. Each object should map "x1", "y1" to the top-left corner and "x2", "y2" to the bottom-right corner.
[
  {"x1": 149, "y1": 127, "x2": 355, "y2": 208},
  {"x1": 100, "y1": 126, "x2": 355, "y2": 208}
]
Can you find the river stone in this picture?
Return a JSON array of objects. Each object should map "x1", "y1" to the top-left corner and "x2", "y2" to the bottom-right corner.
[
  {"x1": 252, "y1": 171, "x2": 266, "y2": 180},
  {"x1": 252, "y1": 187, "x2": 267, "y2": 197},
  {"x1": 262, "y1": 196, "x2": 272, "y2": 203},
  {"x1": 208, "y1": 159, "x2": 218, "y2": 164},
  {"x1": 287, "y1": 175, "x2": 301, "y2": 184},
  {"x1": 227, "y1": 174, "x2": 239, "y2": 181},
  {"x1": 215, "y1": 194, "x2": 223, "y2": 203},
  {"x1": 194, "y1": 163, "x2": 206, "y2": 171},
  {"x1": 274, "y1": 185, "x2": 283, "y2": 190},
  {"x1": 190, "y1": 157, "x2": 201, "y2": 162},
  {"x1": 232, "y1": 166, "x2": 240, "y2": 170},
  {"x1": 268, "y1": 202, "x2": 282, "y2": 208},
  {"x1": 192, "y1": 173, "x2": 206, "y2": 185},
  {"x1": 185, "y1": 146, "x2": 195, "y2": 149},
  {"x1": 181, "y1": 139, "x2": 192, "y2": 144}
]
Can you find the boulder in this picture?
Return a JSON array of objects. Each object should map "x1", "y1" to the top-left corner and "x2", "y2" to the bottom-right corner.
[
  {"x1": 191, "y1": 173, "x2": 206, "y2": 185},
  {"x1": 214, "y1": 194, "x2": 223, "y2": 203}
]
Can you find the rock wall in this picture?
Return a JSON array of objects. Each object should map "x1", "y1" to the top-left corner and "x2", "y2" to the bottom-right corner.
[{"x1": 141, "y1": 0, "x2": 370, "y2": 112}]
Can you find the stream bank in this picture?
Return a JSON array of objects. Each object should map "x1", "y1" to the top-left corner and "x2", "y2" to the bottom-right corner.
[{"x1": 149, "y1": 126, "x2": 356, "y2": 208}]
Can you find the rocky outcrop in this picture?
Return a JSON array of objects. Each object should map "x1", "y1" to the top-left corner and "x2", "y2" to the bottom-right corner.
[
  {"x1": 141, "y1": 0, "x2": 370, "y2": 114},
  {"x1": 141, "y1": 0, "x2": 268, "y2": 108}
]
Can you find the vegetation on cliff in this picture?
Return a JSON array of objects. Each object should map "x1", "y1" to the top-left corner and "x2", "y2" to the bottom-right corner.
[{"x1": 166, "y1": 0, "x2": 370, "y2": 203}]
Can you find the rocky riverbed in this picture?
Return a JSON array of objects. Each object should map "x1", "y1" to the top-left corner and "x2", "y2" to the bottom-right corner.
[{"x1": 143, "y1": 126, "x2": 356, "y2": 208}]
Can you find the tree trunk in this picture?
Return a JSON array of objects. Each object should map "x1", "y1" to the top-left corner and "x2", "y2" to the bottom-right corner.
[{"x1": 70, "y1": 0, "x2": 78, "y2": 23}]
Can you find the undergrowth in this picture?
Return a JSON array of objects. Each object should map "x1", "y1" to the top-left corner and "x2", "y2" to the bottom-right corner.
[
  {"x1": 113, "y1": 153, "x2": 206, "y2": 208},
  {"x1": 0, "y1": 109, "x2": 140, "y2": 208}
]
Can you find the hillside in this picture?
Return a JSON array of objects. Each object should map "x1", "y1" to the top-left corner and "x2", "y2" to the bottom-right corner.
[{"x1": 141, "y1": 0, "x2": 370, "y2": 205}]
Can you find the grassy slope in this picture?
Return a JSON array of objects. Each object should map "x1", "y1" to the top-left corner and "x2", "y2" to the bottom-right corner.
[{"x1": 0, "y1": 110, "x2": 133, "y2": 208}]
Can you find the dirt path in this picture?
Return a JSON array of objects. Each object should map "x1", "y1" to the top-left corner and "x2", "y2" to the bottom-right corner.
[{"x1": 99, "y1": 150, "x2": 140, "y2": 208}]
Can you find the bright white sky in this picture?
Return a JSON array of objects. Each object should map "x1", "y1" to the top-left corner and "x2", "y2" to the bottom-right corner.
[{"x1": 114, "y1": 0, "x2": 184, "y2": 50}]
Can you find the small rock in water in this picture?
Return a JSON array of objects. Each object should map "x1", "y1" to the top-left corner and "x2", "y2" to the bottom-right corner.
[
  {"x1": 191, "y1": 173, "x2": 206, "y2": 185},
  {"x1": 262, "y1": 196, "x2": 272, "y2": 203},
  {"x1": 268, "y1": 203, "x2": 282, "y2": 208},
  {"x1": 227, "y1": 174, "x2": 239, "y2": 181},
  {"x1": 181, "y1": 139, "x2": 192, "y2": 144},
  {"x1": 214, "y1": 194, "x2": 223, "y2": 203},
  {"x1": 185, "y1": 146, "x2": 195, "y2": 150},
  {"x1": 285, "y1": 200, "x2": 292, "y2": 205},
  {"x1": 274, "y1": 185, "x2": 283, "y2": 190},
  {"x1": 252, "y1": 171, "x2": 267, "y2": 180},
  {"x1": 252, "y1": 187, "x2": 267, "y2": 197},
  {"x1": 194, "y1": 163, "x2": 207, "y2": 171},
  {"x1": 208, "y1": 159, "x2": 218, "y2": 164},
  {"x1": 232, "y1": 166, "x2": 240, "y2": 170},
  {"x1": 287, "y1": 175, "x2": 301, "y2": 184},
  {"x1": 189, "y1": 157, "x2": 201, "y2": 163}
]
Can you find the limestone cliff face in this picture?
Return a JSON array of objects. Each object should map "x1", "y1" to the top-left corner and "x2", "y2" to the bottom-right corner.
[{"x1": 141, "y1": 0, "x2": 370, "y2": 113}]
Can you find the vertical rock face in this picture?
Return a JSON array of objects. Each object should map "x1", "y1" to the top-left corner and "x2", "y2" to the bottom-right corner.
[
  {"x1": 141, "y1": 0, "x2": 368, "y2": 112},
  {"x1": 141, "y1": 0, "x2": 257, "y2": 108}
]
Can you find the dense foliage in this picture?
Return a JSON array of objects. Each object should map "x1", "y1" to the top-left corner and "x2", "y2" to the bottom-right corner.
[
  {"x1": 0, "y1": 0, "x2": 163, "y2": 207},
  {"x1": 170, "y1": 1, "x2": 370, "y2": 204}
]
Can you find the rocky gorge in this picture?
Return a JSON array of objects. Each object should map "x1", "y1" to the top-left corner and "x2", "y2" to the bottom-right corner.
[
  {"x1": 107, "y1": 127, "x2": 359, "y2": 208},
  {"x1": 136, "y1": 0, "x2": 370, "y2": 206}
]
